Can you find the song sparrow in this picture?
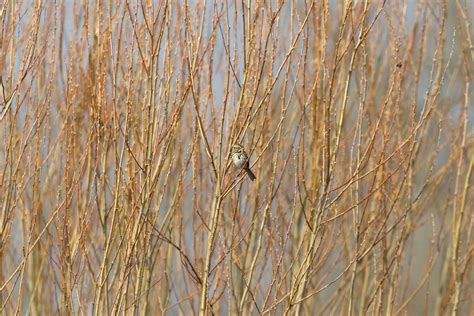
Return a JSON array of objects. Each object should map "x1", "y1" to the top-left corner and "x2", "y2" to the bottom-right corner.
[{"x1": 231, "y1": 144, "x2": 256, "y2": 181}]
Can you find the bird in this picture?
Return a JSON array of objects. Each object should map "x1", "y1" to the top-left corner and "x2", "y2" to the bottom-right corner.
[{"x1": 231, "y1": 144, "x2": 256, "y2": 181}]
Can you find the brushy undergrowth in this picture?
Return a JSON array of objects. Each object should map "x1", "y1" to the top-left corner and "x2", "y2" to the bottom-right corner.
[{"x1": 0, "y1": 1, "x2": 473, "y2": 315}]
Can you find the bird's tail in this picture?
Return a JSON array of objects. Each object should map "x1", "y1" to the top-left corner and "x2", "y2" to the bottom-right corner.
[{"x1": 245, "y1": 167, "x2": 256, "y2": 181}]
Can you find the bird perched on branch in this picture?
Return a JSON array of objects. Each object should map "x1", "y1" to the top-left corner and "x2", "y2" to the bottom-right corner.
[{"x1": 231, "y1": 144, "x2": 256, "y2": 181}]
